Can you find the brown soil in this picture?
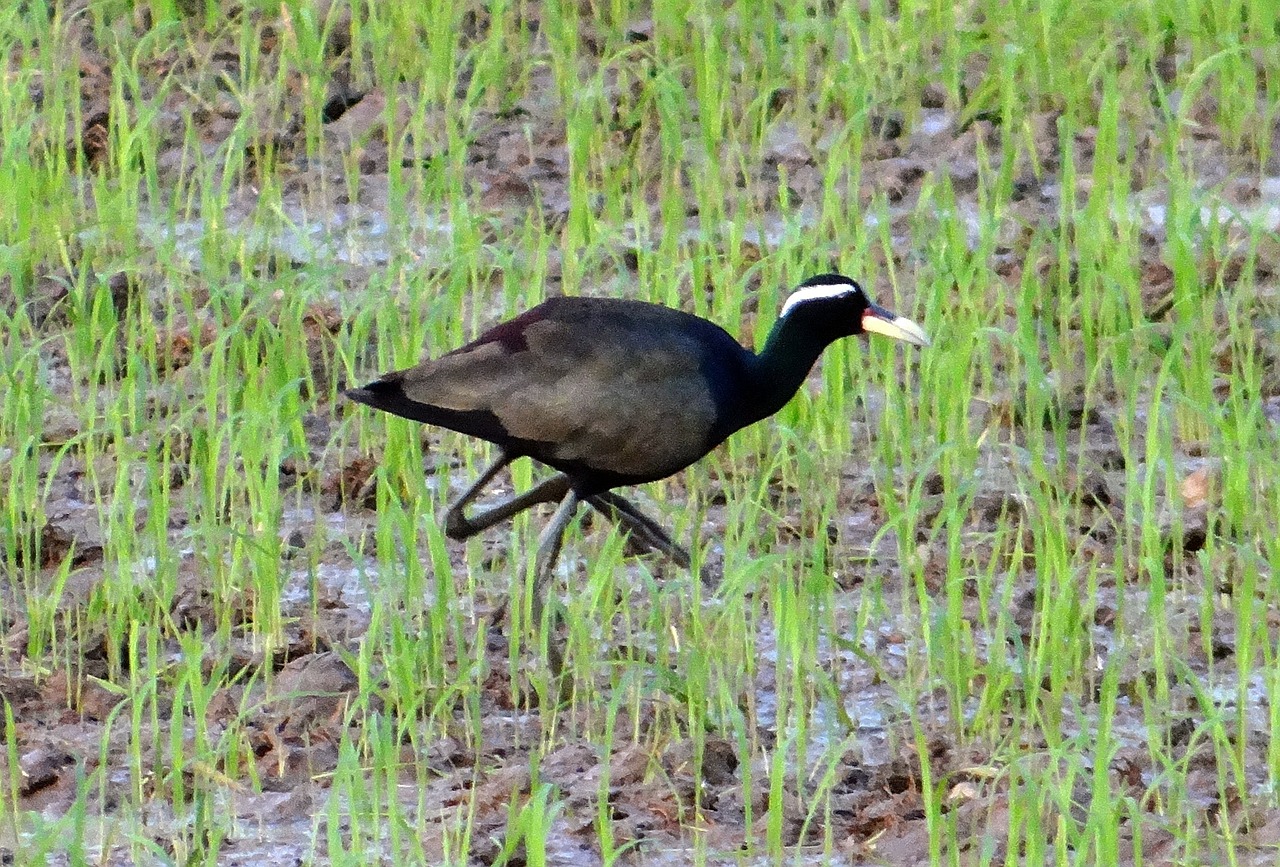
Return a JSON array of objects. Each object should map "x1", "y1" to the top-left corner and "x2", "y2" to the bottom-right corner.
[{"x1": 5, "y1": 5, "x2": 1280, "y2": 866}]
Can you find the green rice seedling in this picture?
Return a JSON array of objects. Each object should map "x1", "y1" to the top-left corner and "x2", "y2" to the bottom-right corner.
[{"x1": 3, "y1": 0, "x2": 1279, "y2": 862}]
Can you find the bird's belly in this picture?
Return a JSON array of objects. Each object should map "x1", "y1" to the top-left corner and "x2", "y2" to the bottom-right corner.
[
  {"x1": 550, "y1": 429, "x2": 705, "y2": 484},
  {"x1": 506, "y1": 367, "x2": 715, "y2": 481}
]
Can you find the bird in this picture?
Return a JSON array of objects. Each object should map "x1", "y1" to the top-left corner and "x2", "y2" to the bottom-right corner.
[{"x1": 345, "y1": 273, "x2": 928, "y2": 668}]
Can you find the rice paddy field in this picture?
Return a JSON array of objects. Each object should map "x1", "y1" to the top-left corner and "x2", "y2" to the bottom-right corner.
[{"x1": 3, "y1": 1, "x2": 1280, "y2": 864}]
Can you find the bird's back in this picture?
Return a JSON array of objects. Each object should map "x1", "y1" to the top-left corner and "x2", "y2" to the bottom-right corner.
[{"x1": 346, "y1": 296, "x2": 754, "y2": 490}]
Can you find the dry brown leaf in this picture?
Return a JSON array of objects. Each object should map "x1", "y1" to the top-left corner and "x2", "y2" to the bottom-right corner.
[{"x1": 1180, "y1": 466, "x2": 1212, "y2": 509}]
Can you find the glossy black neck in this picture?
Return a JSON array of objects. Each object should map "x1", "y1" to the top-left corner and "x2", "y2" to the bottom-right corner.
[{"x1": 746, "y1": 313, "x2": 846, "y2": 424}]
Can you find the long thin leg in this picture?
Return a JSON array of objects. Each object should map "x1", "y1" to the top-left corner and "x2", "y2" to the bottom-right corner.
[
  {"x1": 586, "y1": 492, "x2": 691, "y2": 569},
  {"x1": 445, "y1": 462, "x2": 571, "y2": 540},
  {"x1": 446, "y1": 474, "x2": 571, "y2": 540},
  {"x1": 444, "y1": 456, "x2": 688, "y2": 571},
  {"x1": 531, "y1": 491, "x2": 580, "y2": 619},
  {"x1": 442, "y1": 451, "x2": 512, "y2": 538},
  {"x1": 530, "y1": 490, "x2": 580, "y2": 680},
  {"x1": 470, "y1": 476, "x2": 575, "y2": 629}
]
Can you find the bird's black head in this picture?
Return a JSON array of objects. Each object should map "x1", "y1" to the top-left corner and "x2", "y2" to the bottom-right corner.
[{"x1": 779, "y1": 274, "x2": 929, "y2": 346}]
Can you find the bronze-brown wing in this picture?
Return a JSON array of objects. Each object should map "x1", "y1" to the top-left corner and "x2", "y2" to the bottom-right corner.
[
  {"x1": 507, "y1": 317, "x2": 720, "y2": 478},
  {"x1": 397, "y1": 306, "x2": 722, "y2": 480}
]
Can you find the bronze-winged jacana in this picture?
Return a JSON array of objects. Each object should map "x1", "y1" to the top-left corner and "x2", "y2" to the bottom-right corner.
[{"x1": 345, "y1": 274, "x2": 928, "y2": 654}]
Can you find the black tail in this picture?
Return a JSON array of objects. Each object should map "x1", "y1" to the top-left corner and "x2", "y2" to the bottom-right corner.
[
  {"x1": 343, "y1": 375, "x2": 444, "y2": 426},
  {"x1": 342, "y1": 378, "x2": 397, "y2": 408},
  {"x1": 343, "y1": 376, "x2": 414, "y2": 415},
  {"x1": 343, "y1": 374, "x2": 507, "y2": 441}
]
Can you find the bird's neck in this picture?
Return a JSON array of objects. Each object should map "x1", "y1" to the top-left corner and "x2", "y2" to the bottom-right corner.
[{"x1": 748, "y1": 319, "x2": 834, "y2": 422}]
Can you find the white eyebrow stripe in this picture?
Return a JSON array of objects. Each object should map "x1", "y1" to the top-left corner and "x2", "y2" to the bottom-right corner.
[{"x1": 779, "y1": 281, "x2": 860, "y2": 316}]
